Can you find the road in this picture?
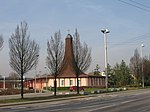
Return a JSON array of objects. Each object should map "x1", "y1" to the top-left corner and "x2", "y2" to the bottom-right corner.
[{"x1": 0, "y1": 89, "x2": 150, "y2": 112}]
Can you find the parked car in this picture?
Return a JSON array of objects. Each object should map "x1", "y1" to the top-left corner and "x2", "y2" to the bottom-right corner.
[{"x1": 69, "y1": 86, "x2": 84, "y2": 92}]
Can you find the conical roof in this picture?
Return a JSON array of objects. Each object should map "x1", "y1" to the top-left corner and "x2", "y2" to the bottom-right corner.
[{"x1": 58, "y1": 34, "x2": 86, "y2": 78}]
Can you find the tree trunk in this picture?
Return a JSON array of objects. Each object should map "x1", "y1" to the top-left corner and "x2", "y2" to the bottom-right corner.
[
  {"x1": 77, "y1": 75, "x2": 79, "y2": 94},
  {"x1": 54, "y1": 76, "x2": 57, "y2": 96},
  {"x1": 21, "y1": 74, "x2": 24, "y2": 99}
]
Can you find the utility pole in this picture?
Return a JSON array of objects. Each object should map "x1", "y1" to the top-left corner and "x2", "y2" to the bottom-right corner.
[
  {"x1": 34, "y1": 67, "x2": 37, "y2": 93},
  {"x1": 44, "y1": 67, "x2": 48, "y2": 91},
  {"x1": 3, "y1": 76, "x2": 5, "y2": 89},
  {"x1": 34, "y1": 54, "x2": 39, "y2": 93}
]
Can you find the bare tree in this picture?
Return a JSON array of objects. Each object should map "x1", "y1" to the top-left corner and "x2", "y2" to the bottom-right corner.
[
  {"x1": 73, "y1": 29, "x2": 92, "y2": 94},
  {"x1": 46, "y1": 31, "x2": 64, "y2": 96},
  {"x1": 130, "y1": 49, "x2": 141, "y2": 86},
  {"x1": 0, "y1": 34, "x2": 4, "y2": 50},
  {"x1": 9, "y1": 21, "x2": 39, "y2": 99}
]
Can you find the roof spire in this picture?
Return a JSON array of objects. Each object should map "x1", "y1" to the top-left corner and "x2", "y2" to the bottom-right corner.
[
  {"x1": 66, "y1": 29, "x2": 71, "y2": 38},
  {"x1": 58, "y1": 34, "x2": 86, "y2": 77},
  {"x1": 67, "y1": 29, "x2": 70, "y2": 34}
]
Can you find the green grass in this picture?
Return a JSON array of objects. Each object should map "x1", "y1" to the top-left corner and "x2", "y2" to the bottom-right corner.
[
  {"x1": 84, "y1": 88, "x2": 105, "y2": 92},
  {"x1": 0, "y1": 94, "x2": 82, "y2": 104},
  {"x1": 43, "y1": 87, "x2": 70, "y2": 92},
  {"x1": 0, "y1": 99, "x2": 32, "y2": 103}
]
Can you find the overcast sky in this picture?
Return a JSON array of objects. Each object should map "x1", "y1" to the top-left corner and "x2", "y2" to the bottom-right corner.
[{"x1": 1, "y1": 0, "x2": 150, "y2": 77}]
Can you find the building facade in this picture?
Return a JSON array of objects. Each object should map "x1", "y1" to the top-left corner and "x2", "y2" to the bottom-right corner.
[{"x1": 26, "y1": 34, "x2": 105, "y2": 90}]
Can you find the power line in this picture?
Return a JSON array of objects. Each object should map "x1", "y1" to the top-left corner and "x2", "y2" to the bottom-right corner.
[
  {"x1": 112, "y1": 33, "x2": 150, "y2": 44},
  {"x1": 108, "y1": 33, "x2": 150, "y2": 48},
  {"x1": 118, "y1": 0, "x2": 150, "y2": 13},
  {"x1": 128, "y1": 34, "x2": 150, "y2": 42},
  {"x1": 129, "y1": 0, "x2": 150, "y2": 9}
]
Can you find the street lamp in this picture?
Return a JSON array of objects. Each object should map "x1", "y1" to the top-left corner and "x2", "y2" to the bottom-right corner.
[
  {"x1": 34, "y1": 68, "x2": 37, "y2": 93},
  {"x1": 141, "y1": 43, "x2": 144, "y2": 88},
  {"x1": 3, "y1": 76, "x2": 5, "y2": 89},
  {"x1": 44, "y1": 67, "x2": 48, "y2": 91},
  {"x1": 101, "y1": 29, "x2": 110, "y2": 90},
  {"x1": 35, "y1": 54, "x2": 39, "y2": 93}
]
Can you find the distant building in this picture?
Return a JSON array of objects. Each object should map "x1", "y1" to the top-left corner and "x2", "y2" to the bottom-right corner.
[
  {"x1": 0, "y1": 77, "x2": 20, "y2": 89},
  {"x1": 26, "y1": 34, "x2": 105, "y2": 90}
]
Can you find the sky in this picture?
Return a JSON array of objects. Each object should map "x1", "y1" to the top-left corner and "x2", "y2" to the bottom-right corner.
[{"x1": 0, "y1": 0, "x2": 150, "y2": 78}]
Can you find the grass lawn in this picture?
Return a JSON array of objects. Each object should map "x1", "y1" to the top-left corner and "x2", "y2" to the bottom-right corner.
[
  {"x1": 0, "y1": 94, "x2": 81, "y2": 104},
  {"x1": 84, "y1": 87, "x2": 105, "y2": 92}
]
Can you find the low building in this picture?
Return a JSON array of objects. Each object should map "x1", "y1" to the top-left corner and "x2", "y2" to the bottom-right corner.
[
  {"x1": 0, "y1": 77, "x2": 20, "y2": 89},
  {"x1": 26, "y1": 34, "x2": 105, "y2": 90}
]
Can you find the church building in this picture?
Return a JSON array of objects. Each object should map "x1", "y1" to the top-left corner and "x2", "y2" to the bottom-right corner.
[{"x1": 26, "y1": 34, "x2": 105, "y2": 90}]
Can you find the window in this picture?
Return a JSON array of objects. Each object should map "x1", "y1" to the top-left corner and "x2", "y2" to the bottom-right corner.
[
  {"x1": 70, "y1": 80, "x2": 73, "y2": 85},
  {"x1": 61, "y1": 80, "x2": 64, "y2": 85}
]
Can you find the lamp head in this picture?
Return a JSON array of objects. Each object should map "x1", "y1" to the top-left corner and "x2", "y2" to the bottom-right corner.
[{"x1": 101, "y1": 29, "x2": 110, "y2": 34}]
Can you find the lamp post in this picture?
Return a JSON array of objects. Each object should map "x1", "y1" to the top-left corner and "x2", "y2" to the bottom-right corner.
[
  {"x1": 44, "y1": 67, "x2": 48, "y2": 91},
  {"x1": 3, "y1": 76, "x2": 5, "y2": 89},
  {"x1": 141, "y1": 43, "x2": 144, "y2": 88},
  {"x1": 34, "y1": 54, "x2": 39, "y2": 93},
  {"x1": 34, "y1": 68, "x2": 37, "y2": 93},
  {"x1": 101, "y1": 29, "x2": 110, "y2": 90}
]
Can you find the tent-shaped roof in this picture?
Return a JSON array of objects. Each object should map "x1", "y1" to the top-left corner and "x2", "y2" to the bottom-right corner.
[{"x1": 58, "y1": 34, "x2": 87, "y2": 78}]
